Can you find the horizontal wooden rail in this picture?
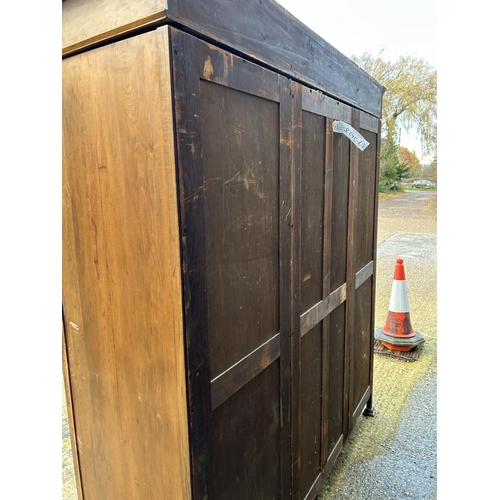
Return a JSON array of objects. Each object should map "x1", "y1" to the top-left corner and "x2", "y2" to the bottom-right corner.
[
  {"x1": 300, "y1": 284, "x2": 347, "y2": 337},
  {"x1": 355, "y1": 261, "x2": 373, "y2": 289},
  {"x1": 352, "y1": 386, "x2": 372, "y2": 427},
  {"x1": 210, "y1": 332, "x2": 281, "y2": 410},
  {"x1": 360, "y1": 112, "x2": 379, "y2": 133},
  {"x1": 302, "y1": 89, "x2": 353, "y2": 122}
]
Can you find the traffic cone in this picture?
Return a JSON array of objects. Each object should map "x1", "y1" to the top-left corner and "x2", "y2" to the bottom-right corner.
[{"x1": 375, "y1": 258, "x2": 425, "y2": 352}]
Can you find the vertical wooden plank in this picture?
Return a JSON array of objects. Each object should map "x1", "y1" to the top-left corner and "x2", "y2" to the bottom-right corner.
[
  {"x1": 327, "y1": 303, "x2": 346, "y2": 451},
  {"x1": 343, "y1": 108, "x2": 360, "y2": 438},
  {"x1": 350, "y1": 127, "x2": 377, "y2": 419},
  {"x1": 320, "y1": 119, "x2": 334, "y2": 467},
  {"x1": 329, "y1": 120, "x2": 350, "y2": 454},
  {"x1": 170, "y1": 28, "x2": 214, "y2": 500},
  {"x1": 290, "y1": 79, "x2": 303, "y2": 500},
  {"x1": 364, "y1": 120, "x2": 382, "y2": 415},
  {"x1": 62, "y1": 27, "x2": 191, "y2": 499},
  {"x1": 299, "y1": 109, "x2": 325, "y2": 498},
  {"x1": 279, "y1": 75, "x2": 293, "y2": 500},
  {"x1": 300, "y1": 112, "x2": 325, "y2": 313},
  {"x1": 330, "y1": 132, "x2": 350, "y2": 291}
]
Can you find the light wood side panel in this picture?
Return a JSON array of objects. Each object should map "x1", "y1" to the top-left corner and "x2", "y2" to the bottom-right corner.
[
  {"x1": 62, "y1": 28, "x2": 191, "y2": 499},
  {"x1": 62, "y1": 0, "x2": 167, "y2": 56}
]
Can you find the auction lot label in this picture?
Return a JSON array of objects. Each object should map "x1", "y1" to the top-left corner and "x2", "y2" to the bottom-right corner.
[{"x1": 333, "y1": 121, "x2": 370, "y2": 151}]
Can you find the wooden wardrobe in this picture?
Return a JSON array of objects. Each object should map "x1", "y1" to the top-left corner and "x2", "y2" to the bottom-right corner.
[{"x1": 62, "y1": 1, "x2": 384, "y2": 499}]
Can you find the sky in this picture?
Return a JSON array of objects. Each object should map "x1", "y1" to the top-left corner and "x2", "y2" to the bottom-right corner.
[
  {"x1": 275, "y1": 0, "x2": 437, "y2": 67},
  {"x1": 275, "y1": 0, "x2": 437, "y2": 160}
]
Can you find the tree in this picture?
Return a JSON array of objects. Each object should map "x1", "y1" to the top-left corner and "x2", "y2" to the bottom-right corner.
[
  {"x1": 379, "y1": 137, "x2": 410, "y2": 192},
  {"x1": 399, "y1": 146, "x2": 421, "y2": 177},
  {"x1": 352, "y1": 53, "x2": 437, "y2": 159}
]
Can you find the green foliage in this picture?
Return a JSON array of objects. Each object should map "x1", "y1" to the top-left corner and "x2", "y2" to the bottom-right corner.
[{"x1": 379, "y1": 138, "x2": 410, "y2": 192}]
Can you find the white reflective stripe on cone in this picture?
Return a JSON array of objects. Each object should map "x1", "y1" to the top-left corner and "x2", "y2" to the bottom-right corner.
[{"x1": 388, "y1": 279, "x2": 410, "y2": 313}]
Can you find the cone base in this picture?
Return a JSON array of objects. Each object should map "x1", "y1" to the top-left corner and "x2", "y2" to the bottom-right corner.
[
  {"x1": 380, "y1": 341, "x2": 414, "y2": 352},
  {"x1": 374, "y1": 328, "x2": 425, "y2": 351}
]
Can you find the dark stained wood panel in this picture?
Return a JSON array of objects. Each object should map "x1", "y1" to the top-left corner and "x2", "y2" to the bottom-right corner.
[
  {"x1": 212, "y1": 361, "x2": 281, "y2": 500},
  {"x1": 360, "y1": 111, "x2": 379, "y2": 133},
  {"x1": 331, "y1": 133, "x2": 350, "y2": 291},
  {"x1": 300, "y1": 284, "x2": 346, "y2": 337},
  {"x1": 172, "y1": 29, "x2": 215, "y2": 500},
  {"x1": 170, "y1": 0, "x2": 384, "y2": 116},
  {"x1": 302, "y1": 88, "x2": 353, "y2": 122},
  {"x1": 300, "y1": 111, "x2": 325, "y2": 314},
  {"x1": 289, "y1": 80, "x2": 303, "y2": 499},
  {"x1": 210, "y1": 333, "x2": 281, "y2": 410},
  {"x1": 171, "y1": 28, "x2": 297, "y2": 499},
  {"x1": 327, "y1": 304, "x2": 346, "y2": 453},
  {"x1": 201, "y1": 80, "x2": 280, "y2": 378},
  {"x1": 355, "y1": 261, "x2": 374, "y2": 289},
  {"x1": 355, "y1": 130, "x2": 377, "y2": 271},
  {"x1": 299, "y1": 324, "x2": 322, "y2": 499},
  {"x1": 352, "y1": 278, "x2": 373, "y2": 413},
  {"x1": 343, "y1": 108, "x2": 360, "y2": 438}
]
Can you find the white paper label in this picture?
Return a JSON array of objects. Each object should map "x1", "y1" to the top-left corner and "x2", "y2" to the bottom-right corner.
[{"x1": 332, "y1": 121, "x2": 370, "y2": 151}]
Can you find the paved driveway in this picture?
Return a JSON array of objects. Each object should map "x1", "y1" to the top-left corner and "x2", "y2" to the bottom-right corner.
[{"x1": 318, "y1": 190, "x2": 437, "y2": 500}]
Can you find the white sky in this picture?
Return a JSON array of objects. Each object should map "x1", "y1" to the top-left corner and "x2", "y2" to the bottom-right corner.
[
  {"x1": 275, "y1": 0, "x2": 437, "y2": 160},
  {"x1": 275, "y1": 0, "x2": 437, "y2": 66}
]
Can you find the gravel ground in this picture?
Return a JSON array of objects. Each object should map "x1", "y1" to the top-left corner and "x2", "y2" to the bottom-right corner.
[
  {"x1": 62, "y1": 190, "x2": 437, "y2": 499},
  {"x1": 318, "y1": 190, "x2": 437, "y2": 499}
]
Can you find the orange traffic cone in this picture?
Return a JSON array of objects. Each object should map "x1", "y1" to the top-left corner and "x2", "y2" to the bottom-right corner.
[{"x1": 375, "y1": 258, "x2": 425, "y2": 352}]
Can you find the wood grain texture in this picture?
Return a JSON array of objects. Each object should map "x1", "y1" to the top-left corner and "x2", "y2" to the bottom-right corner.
[
  {"x1": 344, "y1": 108, "x2": 360, "y2": 438},
  {"x1": 299, "y1": 324, "x2": 322, "y2": 499},
  {"x1": 365, "y1": 122, "x2": 383, "y2": 412},
  {"x1": 201, "y1": 79, "x2": 280, "y2": 378},
  {"x1": 62, "y1": 28, "x2": 191, "y2": 499},
  {"x1": 212, "y1": 361, "x2": 282, "y2": 500},
  {"x1": 330, "y1": 132, "x2": 350, "y2": 291},
  {"x1": 300, "y1": 284, "x2": 347, "y2": 337},
  {"x1": 320, "y1": 118, "x2": 334, "y2": 469},
  {"x1": 327, "y1": 304, "x2": 346, "y2": 453},
  {"x1": 172, "y1": 28, "x2": 297, "y2": 499},
  {"x1": 171, "y1": 28, "x2": 215, "y2": 500},
  {"x1": 62, "y1": 0, "x2": 384, "y2": 116},
  {"x1": 170, "y1": 0, "x2": 384, "y2": 116},
  {"x1": 360, "y1": 111, "x2": 379, "y2": 133},
  {"x1": 355, "y1": 261, "x2": 374, "y2": 289},
  {"x1": 302, "y1": 88, "x2": 352, "y2": 122},
  {"x1": 352, "y1": 279, "x2": 373, "y2": 415},
  {"x1": 289, "y1": 80, "x2": 303, "y2": 500},
  {"x1": 355, "y1": 130, "x2": 378, "y2": 271},
  {"x1": 300, "y1": 111, "x2": 325, "y2": 313},
  {"x1": 278, "y1": 75, "x2": 294, "y2": 500},
  {"x1": 62, "y1": 0, "x2": 167, "y2": 56},
  {"x1": 210, "y1": 333, "x2": 281, "y2": 411}
]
